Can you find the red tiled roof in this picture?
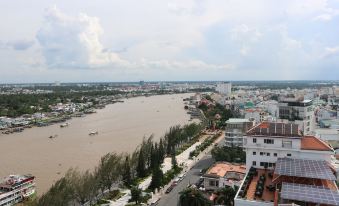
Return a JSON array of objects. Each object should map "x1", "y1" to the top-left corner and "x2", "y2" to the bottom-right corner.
[
  {"x1": 301, "y1": 136, "x2": 333, "y2": 151},
  {"x1": 206, "y1": 162, "x2": 246, "y2": 177}
]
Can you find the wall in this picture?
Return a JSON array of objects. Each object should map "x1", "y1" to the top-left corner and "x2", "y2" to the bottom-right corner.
[{"x1": 235, "y1": 198, "x2": 274, "y2": 206}]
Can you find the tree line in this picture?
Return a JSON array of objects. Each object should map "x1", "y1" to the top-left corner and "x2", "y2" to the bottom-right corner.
[
  {"x1": 27, "y1": 122, "x2": 203, "y2": 206},
  {"x1": 0, "y1": 90, "x2": 126, "y2": 117},
  {"x1": 179, "y1": 186, "x2": 237, "y2": 206}
]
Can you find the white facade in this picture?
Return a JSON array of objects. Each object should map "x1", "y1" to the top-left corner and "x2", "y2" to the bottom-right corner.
[
  {"x1": 278, "y1": 99, "x2": 315, "y2": 134},
  {"x1": 244, "y1": 135, "x2": 332, "y2": 170},
  {"x1": 216, "y1": 82, "x2": 232, "y2": 95},
  {"x1": 235, "y1": 122, "x2": 335, "y2": 206},
  {"x1": 225, "y1": 118, "x2": 254, "y2": 147}
]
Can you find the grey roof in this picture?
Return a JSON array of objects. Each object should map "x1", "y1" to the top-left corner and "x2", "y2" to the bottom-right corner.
[
  {"x1": 281, "y1": 182, "x2": 339, "y2": 205},
  {"x1": 275, "y1": 158, "x2": 336, "y2": 181}
]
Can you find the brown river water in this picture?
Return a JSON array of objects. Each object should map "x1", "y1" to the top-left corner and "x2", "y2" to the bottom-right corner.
[{"x1": 0, "y1": 93, "x2": 192, "y2": 194}]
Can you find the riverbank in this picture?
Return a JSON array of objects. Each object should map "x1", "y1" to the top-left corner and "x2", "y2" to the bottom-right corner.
[{"x1": 0, "y1": 93, "x2": 193, "y2": 194}]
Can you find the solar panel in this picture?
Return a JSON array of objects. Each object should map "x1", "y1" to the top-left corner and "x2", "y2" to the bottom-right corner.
[
  {"x1": 246, "y1": 122, "x2": 300, "y2": 137},
  {"x1": 281, "y1": 182, "x2": 339, "y2": 205},
  {"x1": 275, "y1": 158, "x2": 336, "y2": 181}
]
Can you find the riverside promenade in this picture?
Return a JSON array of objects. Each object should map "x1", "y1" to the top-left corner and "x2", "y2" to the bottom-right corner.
[{"x1": 109, "y1": 131, "x2": 224, "y2": 206}]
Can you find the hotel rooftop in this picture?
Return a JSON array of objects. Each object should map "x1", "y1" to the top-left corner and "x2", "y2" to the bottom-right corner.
[{"x1": 235, "y1": 157, "x2": 339, "y2": 206}]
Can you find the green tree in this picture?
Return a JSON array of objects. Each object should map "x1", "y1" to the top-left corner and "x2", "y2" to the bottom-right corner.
[
  {"x1": 136, "y1": 150, "x2": 146, "y2": 178},
  {"x1": 179, "y1": 188, "x2": 211, "y2": 206},
  {"x1": 214, "y1": 186, "x2": 237, "y2": 206},
  {"x1": 96, "y1": 153, "x2": 122, "y2": 192},
  {"x1": 122, "y1": 155, "x2": 132, "y2": 187},
  {"x1": 158, "y1": 138, "x2": 165, "y2": 163},
  {"x1": 171, "y1": 152, "x2": 178, "y2": 169},
  {"x1": 68, "y1": 168, "x2": 98, "y2": 205},
  {"x1": 130, "y1": 186, "x2": 142, "y2": 204},
  {"x1": 149, "y1": 165, "x2": 163, "y2": 191},
  {"x1": 211, "y1": 146, "x2": 246, "y2": 163},
  {"x1": 32, "y1": 175, "x2": 74, "y2": 206}
]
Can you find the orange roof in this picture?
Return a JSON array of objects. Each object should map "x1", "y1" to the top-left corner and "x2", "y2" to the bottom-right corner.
[
  {"x1": 259, "y1": 122, "x2": 269, "y2": 129},
  {"x1": 206, "y1": 162, "x2": 246, "y2": 177},
  {"x1": 301, "y1": 136, "x2": 333, "y2": 151}
]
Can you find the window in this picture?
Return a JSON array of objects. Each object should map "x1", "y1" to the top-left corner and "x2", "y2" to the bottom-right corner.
[
  {"x1": 267, "y1": 153, "x2": 270, "y2": 156},
  {"x1": 260, "y1": 152, "x2": 264, "y2": 156},
  {"x1": 287, "y1": 153, "x2": 291, "y2": 157},
  {"x1": 260, "y1": 162, "x2": 264, "y2": 167},
  {"x1": 253, "y1": 151, "x2": 256, "y2": 155},
  {"x1": 252, "y1": 161, "x2": 256, "y2": 166},
  {"x1": 253, "y1": 138, "x2": 257, "y2": 143},
  {"x1": 282, "y1": 140, "x2": 292, "y2": 148},
  {"x1": 264, "y1": 139, "x2": 274, "y2": 144},
  {"x1": 209, "y1": 180, "x2": 218, "y2": 187},
  {"x1": 274, "y1": 153, "x2": 277, "y2": 157}
]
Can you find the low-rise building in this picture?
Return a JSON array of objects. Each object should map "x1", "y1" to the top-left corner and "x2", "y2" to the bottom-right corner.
[{"x1": 203, "y1": 162, "x2": 246, "y2": 191}]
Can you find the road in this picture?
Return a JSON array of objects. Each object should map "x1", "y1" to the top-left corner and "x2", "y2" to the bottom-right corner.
[
  {"x1": 156, "y1": 131, "x2": 224, "y2": 206},
  {"x1": 157, "y1": 154, "x2": 214, "y2": 206}
]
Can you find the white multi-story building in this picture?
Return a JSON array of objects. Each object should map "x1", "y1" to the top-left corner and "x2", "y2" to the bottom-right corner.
[
  {"x1": 278, "y1": 98, "x2": 315, "y2": 134},
  {"x1": 225, "y1": 118, "x2": 255, "y2": 147},
  {"x1": 243, "y1": 122, "x2": 333, "y2": 171},
  {"x1": 216, "y1": 82, "x2": 232, "y2": 96},
  {"x1": 234, "y1": 122, "x2": 337, "y2": 206}
]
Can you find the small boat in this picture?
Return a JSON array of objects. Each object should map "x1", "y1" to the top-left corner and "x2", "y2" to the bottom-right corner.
[
  {"x1": 60, "y1": 123, "x2": 69, "y2": 128},
  {"x1": 49, "y1": 135, "x2": 58, "y2": 139},
  {"x1": 89, "y1": 131, "x2": 98, "y2": 136}
]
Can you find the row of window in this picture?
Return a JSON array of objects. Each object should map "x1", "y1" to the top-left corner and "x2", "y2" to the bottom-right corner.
[
  {"x1": 252, "y1": 151, "x2": 292, "y2": 157},
  {"x1": 252, "y1": 138, "x2": 274, "y2": 144},
  {"x1": 252, "y1": 161, "x2": 276, "y2": 167},
  {"x1": 252, "y1": 138, "x2": 294, "y2": 148}
]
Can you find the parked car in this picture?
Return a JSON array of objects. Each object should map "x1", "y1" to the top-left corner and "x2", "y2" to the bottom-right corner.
[
  {"x1": 178, "y1": 174, "x2": 184, "y2": 180},
  {"x1": 165, "y1": 185, "x2": 174, "y2": 193},
  {"x1": 173, "y1": 177, "x2": 180, "y2": 184}
]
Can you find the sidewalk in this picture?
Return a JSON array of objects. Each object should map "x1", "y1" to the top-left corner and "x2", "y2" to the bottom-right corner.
[{"x1": 109, "y1": 131, "x2": 224, "y2": 206}]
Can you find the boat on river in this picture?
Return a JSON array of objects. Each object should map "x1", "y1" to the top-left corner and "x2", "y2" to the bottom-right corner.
[
  {"x1": 0, "y1": 174, "x2": 36, "y2": 205},
  {"x1": 89, "y1": 131, "x2": 98, "y2": 135}
]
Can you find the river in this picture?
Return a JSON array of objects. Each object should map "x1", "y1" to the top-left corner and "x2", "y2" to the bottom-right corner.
[{"x1": 0, "y1": 93, "x2": 193, "y2": 194}]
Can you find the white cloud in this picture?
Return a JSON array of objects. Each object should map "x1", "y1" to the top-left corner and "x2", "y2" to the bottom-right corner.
[
  {"x1": 314, "y1": 13, "x2": 333, "y2": 21},
  {"x1": 313, "y1": 7, "x2": 339, "y2": 21},
  {"x1": 36, "y1": 6, "x2": 127, "y2": 69},
  {"x1": 230, "y1": 24, "x2": 262, "y2": 55},
  {"x1": 35, "y1": 6, "x2": 231, "y2": 72},
  {"x1": 322, "y1": 46, "x2": 339, "y2": 58}
]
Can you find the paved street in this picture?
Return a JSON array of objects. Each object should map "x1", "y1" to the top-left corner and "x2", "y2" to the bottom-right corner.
[{"x1": 157, "y1": 154, "x2": 214, "y2": 206}]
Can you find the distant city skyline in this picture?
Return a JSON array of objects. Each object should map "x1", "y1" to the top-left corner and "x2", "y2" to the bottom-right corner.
[{"x1": 1, "y1": 0, "x2": 339, "y2": 83}]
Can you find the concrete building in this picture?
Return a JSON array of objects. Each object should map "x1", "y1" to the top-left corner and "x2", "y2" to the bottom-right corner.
[
  {"x1": 203, "y1": 162, "x2": 246, "y2": 191},
  {"x1": 225, "y1": 118, "x2": 255, "y2": 147},
  {"x1": 278, "y1": 98, "x2": 315, "y2": 134},
  {"x1": 243, "y1": 122, "x2": 334, "y2": 171},
  {"x1": 234, "y1": 122, "x2": 337, "y2": 206},
  {"x1": 244, "y1": 109, "x2": 270, "y2": 123},
  {"x1": 216, "y1": 82, "x2": 232, "y2": 96}
]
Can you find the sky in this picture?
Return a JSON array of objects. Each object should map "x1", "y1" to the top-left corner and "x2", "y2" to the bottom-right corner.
[{"x1": 0, "y1": 0, "x2": 339, "y2": 83}]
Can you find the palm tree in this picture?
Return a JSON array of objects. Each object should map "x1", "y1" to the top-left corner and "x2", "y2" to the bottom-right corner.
[{"x1": 179, "y1": 188, "x2": 211, "y2": 206}]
